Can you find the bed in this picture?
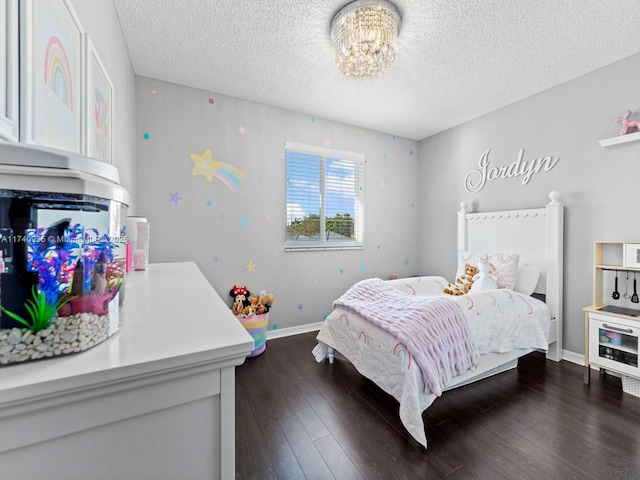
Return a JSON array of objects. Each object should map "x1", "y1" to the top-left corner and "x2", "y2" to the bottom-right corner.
[{"x1": 312, "y1": 192, "x2": 564, "y2": 448}]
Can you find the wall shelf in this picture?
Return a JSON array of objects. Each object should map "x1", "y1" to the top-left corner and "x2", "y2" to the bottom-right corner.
[{"x1": 599, "y1": 131, "x2": 640, "y2": 147}]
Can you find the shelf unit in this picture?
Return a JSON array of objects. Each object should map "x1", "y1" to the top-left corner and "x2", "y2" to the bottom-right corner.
[
  {"x1": 599, "y1": 130, "x2": 640, "y2": 147},
  {"x1": 584, "y1": 241, "x2": 640, "y2": 386}
]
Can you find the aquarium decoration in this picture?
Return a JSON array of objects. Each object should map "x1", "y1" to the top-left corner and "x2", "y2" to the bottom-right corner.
[
  {"x1": 25, "y1": 223, "x2": 123, "y2": 317},
  {"x1": 0, "y1": 285, "x2": 75, "y2": 333}
]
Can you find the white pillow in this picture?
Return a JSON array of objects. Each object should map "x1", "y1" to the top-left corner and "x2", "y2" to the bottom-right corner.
[
  {"x1": 514, "y1": 264, "x2": 541, "y2": 296},
  {"x1": 456, "y1": 251, "x2": 520, "y2": 290}
]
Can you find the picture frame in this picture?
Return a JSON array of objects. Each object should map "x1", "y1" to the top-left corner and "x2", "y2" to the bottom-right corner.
[
  {"x1": 84, "y1": 34, "x2": 113, "y2": 164},
  {"x1": 0, "y1": 0, "x2": 19, "y2": 142},
  {"x1": 20, "y1": 0, "x2": 84, "y2": 153}
]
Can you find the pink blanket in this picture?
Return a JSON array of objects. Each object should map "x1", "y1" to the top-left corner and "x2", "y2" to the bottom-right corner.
[{"x1": 333, "y1": 278, "x2": 480, "y2": 396}]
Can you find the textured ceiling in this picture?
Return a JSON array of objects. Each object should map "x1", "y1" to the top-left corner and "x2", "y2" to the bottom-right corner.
[{"x1": 113, "y1": 0, "x2": 640, "y2": 141}]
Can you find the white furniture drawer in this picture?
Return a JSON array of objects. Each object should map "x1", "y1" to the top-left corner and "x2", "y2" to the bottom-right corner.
[{"x1": 588, "y1": 313, "x2": 640, "y2": 378}]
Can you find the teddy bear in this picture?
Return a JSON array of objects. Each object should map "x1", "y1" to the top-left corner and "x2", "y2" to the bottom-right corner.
[
  {"x1": 443, "y1": 264, "x2": 479, "y2": 296},
  {"x1": 247, "y1": 293, "x2": 267, "y2": 315},
  {"x1": 242, "y1": 292, "x2": 275, "y2": 316},
  {"x1": 469, "y1": 256, "x2": 498, "y2": 293},
  {"x1": 261, "y1": 292, "x2": 274, "y2": 312},
  {"x1": 229, "y1": 285, "x2": 250, "y2": 315}
]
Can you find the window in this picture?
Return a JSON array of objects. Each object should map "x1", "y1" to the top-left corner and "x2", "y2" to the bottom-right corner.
[{"x1": 285, "y1": 141, "x2": 364, "y2": 251}]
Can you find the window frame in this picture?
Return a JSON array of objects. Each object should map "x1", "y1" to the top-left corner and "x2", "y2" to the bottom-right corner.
[{"x1": 284, "y1": 141, "x2": 364, "y2": 252}]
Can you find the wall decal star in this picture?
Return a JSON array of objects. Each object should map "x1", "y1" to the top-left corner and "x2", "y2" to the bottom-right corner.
[
  {"x1": 246, "y1": 261, "x2": 256, "y2": 272},
  {"x1": 238, "y1": 126, "x2": 246, "y2": 134},
  {"x1": 168, "y1": 192, "x2": 182, "y2": 205}
]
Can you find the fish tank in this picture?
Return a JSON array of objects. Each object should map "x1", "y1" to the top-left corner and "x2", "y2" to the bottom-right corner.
[{"x1": 0, "y1": 143, "x2": 129, "y2": 365}]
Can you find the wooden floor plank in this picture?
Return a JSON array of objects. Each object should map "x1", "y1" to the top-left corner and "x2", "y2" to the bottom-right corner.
[
  {"x1": 279, "y1": 415, "x2": 335, "y2": 480},
  {"x1": 314, "y1": 435, "x2": 364, "y2": 480},
  {"x1": 236, "y1": 332, "x2": 640, "y2": 479}
]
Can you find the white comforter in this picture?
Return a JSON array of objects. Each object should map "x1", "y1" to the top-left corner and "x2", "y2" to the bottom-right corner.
[{"x1": 314, "y1": 275, "x2": 551, "y2": 448}]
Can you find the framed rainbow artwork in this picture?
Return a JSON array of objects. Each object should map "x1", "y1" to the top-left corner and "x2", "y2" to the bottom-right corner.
[
  {"x1": 85, "y1": 34, "x2": 113, "y2": 164},
  {"x1": 20, "y1": 0, "x2": 83, "y2": 153}
]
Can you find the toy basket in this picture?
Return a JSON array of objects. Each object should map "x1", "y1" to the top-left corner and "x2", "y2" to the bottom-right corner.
[
  {"x1": 236, "y1": 312, "x2": 268, "y2": 357},
  {"x1": 622, "y1": 375, "x2": 640, "y2": 398}
]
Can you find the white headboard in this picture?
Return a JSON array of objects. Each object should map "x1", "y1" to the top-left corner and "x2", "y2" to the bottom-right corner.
[{"x1": 456, "y1": 191, "x2": 564, "y2": 362}]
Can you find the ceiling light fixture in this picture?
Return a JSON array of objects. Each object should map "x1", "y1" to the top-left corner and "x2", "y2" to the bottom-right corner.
[{"x1": 331, "y1": 0, "x2": 401, "y2": 81}]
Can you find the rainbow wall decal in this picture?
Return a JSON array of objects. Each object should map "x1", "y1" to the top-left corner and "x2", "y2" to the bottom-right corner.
[
  {"x1": 44, "y1": 36, "x2": 73, "y2": 111},
  {"x1": 213, "y1": 162, "x2": 245, "y2": 191}
]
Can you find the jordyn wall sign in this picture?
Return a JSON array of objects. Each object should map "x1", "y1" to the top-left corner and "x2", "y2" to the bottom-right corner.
[{"x1": 465, "y1": 148, "x2": 559, "y2": 193}]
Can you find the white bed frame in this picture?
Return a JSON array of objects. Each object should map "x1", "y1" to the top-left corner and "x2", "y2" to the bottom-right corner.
[
  {"x1": 328, "y1": 191, "x2": 564, "y2": 390},
  {"x1": 444, "y1": 191, "x2": 564, "y2": 389}
]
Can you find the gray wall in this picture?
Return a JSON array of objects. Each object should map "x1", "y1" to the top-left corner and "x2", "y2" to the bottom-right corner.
[
  {"x1": 134, "y1": 76, "x2": 420, "y2": 331},
  {"x1": 73, "y1": 0, "x2": 639, "y2": 356},
  {"x1": 418, "y1": 52, "x2": 640, "y2": 356},
  {"x1": 69, "y1": 0, "x2": 137, "y2": 211}
]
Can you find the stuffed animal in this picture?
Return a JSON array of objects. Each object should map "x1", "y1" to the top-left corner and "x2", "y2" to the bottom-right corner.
[
  {"x1": 261, "y1": 292, "x2": 274, "y2": 312},
  {"x1": 242, "y1": 304, "x2": 257, "y2": 317},
  {"x1": 247, "y1": 293, "x2": 267, "y2": 315},
  {"x1": 469, "y1": 256, "x2": 498, "y2": 293},
  {"x1": 229, "y1": 285, "x2": 250, "y2": 315},
  {"x1": 443, "y1": 264, "x2": 479, "y2": 296},
  {"x1": 248, "y1": 293, "x2": 260, "y2": 307},
  {"x1": 254, "y1": 301, "x2": 266, "y2": 315}
]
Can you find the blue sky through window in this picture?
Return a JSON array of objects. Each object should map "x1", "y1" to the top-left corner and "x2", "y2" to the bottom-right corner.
[{"x1": 286, "y1": 153, "x2": 356, "y2": 224}]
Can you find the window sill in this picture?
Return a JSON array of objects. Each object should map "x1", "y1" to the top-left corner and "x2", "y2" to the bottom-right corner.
[{"x1": 284, "y1": 244, "x2": 364, "y2": 252}]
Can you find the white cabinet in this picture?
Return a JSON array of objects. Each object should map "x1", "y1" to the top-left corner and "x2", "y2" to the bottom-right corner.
[
  {"x1": 588, "y1": 312, "x2": 639, "y2": 378},
  {"x1": 0, "y1": 262, "x2": 254, "y2": 479}
]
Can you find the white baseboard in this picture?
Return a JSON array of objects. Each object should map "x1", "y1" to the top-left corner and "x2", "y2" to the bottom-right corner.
[
  {"x1": 561, "y1": 349, "x2": 584, "y2": 366},
  {"x1": 267, "y1": 322, "x2": 323, "y2": 340}
]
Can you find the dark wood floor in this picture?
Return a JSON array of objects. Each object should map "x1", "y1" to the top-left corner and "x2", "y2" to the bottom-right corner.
[{"x1": 235, "y1": 332, "x2": 640, "y2": 479}]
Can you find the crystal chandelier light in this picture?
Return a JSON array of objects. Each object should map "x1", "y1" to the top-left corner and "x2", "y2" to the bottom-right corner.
[{"x1": 331, "y1": 0, "x2": 401, "y2": 80}]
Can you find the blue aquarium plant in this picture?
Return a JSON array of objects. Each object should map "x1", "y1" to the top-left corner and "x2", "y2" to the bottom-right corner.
[{"x1": 25, "y1": 222, "x2": 123, "y2": 315}]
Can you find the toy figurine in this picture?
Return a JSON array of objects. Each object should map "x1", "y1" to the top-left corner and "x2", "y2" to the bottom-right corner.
[{"x1": 613, "y1": 109, "x2": 640, "y2": 135}]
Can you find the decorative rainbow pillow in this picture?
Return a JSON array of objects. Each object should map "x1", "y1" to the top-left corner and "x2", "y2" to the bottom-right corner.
[{"x1": 456, "y1": 251, "x2": 520, "y2": 290}]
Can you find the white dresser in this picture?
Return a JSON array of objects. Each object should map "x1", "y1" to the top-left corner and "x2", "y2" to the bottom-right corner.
[{"x1": 0, "y1": 262, "x2": 254, "y2": 479}]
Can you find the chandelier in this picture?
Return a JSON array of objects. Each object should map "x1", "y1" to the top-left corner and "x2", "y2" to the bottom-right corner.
[{"x1": 330, "y1": 0, "x2": 401, "y2": 80}]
